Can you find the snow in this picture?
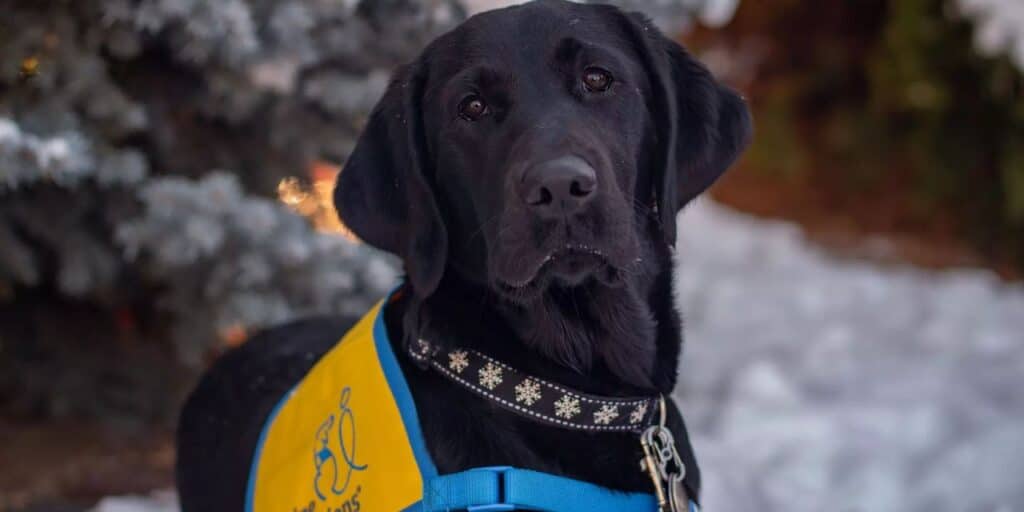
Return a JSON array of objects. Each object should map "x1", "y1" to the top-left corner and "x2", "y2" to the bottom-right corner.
[
  {"x1": 672, "y1": 200, "x2": 1024, "y2": 512},
  {"x1": 956, "y1": 0, "x2": 1024, "y2": 71},
  {"x1": 91, "y1": 491, "x2": 178, "y2": 512},
  {"x1": 93, "y1": 200, "x2": 1024, "y2": 510}
]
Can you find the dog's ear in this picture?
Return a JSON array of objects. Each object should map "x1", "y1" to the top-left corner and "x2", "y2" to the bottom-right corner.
[
  {"x1": 618, "y1": 11, "x2": 753, "y2": 245},
  {"x1": 335, "y1": 59, "x2": 447, "y2": 298}
]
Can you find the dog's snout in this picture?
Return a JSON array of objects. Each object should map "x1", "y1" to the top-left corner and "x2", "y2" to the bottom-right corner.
[{"x1": 520, "y1": 156, "x2": 597, "y2": 217}]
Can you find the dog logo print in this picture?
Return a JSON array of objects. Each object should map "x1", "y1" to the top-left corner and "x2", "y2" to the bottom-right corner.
[{"x1": 313, "y1": 387, "x2": 368, "y2": 501}]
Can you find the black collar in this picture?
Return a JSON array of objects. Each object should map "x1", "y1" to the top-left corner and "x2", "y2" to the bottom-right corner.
[{"x1": 410, "y1": 338, "x2": 661, "y2": 433}]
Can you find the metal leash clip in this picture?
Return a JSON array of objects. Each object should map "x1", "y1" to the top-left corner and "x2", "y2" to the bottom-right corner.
[{"x1": 639, "y1": 396, "x2": 689, "y2": 512}]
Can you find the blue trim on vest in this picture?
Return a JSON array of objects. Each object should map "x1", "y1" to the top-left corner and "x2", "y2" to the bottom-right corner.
[
  {"x1": 420, "y1": 466, "x2": 684, "y2": 512},
  {"x1": 245, "y1": 383, "x2": 295, "y2": 512},
  {"x1": 373, "y1": 299, "x2": 439, "y2": 479}
]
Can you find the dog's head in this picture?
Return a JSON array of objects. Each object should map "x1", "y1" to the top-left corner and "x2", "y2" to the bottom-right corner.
[{"x1": 336, "y1": 0, "x2": 751, "y2": 304}]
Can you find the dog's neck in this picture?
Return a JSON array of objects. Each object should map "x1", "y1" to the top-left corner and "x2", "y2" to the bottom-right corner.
[{"x1": 399, "y1": 230, "x2": 682, "y2": 396}]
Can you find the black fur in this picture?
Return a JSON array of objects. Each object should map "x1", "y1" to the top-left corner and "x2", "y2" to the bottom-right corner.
[{"x1": 176, "y1": 1, "x2": 751, "y2": 509}]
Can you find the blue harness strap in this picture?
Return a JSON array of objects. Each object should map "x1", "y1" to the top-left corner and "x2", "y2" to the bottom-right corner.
[{"x1": 418, "y1": 466, "x2": 698, "y2": 512}]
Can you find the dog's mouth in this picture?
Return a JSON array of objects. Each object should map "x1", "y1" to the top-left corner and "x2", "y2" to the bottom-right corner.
[{"x1": 495, "y1": 244, "x2": 624, "y2": 300}]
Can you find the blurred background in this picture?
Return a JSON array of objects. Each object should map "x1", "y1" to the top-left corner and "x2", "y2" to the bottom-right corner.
[{"x1": 0, "y1": 0, "x2": 1021, "y2": 510}]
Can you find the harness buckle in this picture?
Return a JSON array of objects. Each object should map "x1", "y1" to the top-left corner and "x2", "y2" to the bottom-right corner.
[{"x1": 465, "y1": 467, "x2": 516, "y2": 512}]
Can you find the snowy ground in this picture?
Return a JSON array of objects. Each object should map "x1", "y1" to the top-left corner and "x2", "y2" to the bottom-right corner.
[
  {"x1": 92, "y1": 200, "x2": 1024, "y2": 511},
  {"x1": 673, "y1": 200, "x2": 1024, "y2": 512}
]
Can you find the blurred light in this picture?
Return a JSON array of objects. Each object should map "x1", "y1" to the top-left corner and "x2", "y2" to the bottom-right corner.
[
  {"x1": 219, "y1": 323, "x2": 248, "y2": 348},
  {"x1": 19, "y1": 56, "x2": 39, "y2": 78},
  {"x1": 276, "y1": 161, "x2": 359, "y2": 241}
]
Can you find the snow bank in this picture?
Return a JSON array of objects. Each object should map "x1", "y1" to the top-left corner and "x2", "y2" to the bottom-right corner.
[
  {"x1": 673, "y1": 200, "x2": 1024, "y2": 511},
  {"x1": 91, "y1": 491, "x2": 178, "y2": 512}
]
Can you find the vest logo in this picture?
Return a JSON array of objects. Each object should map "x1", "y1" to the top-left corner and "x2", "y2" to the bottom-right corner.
[{"x1": 312, "y1": 387, "x2": 367, "y2": 508}]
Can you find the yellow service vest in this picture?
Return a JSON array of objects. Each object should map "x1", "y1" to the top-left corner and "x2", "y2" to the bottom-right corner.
[
  {"x1": 246, "y1": 299, "x2": 437, "y2": 512},
  {"x1": 245, "y1": 296, "x2": 683, "y2": 512}
]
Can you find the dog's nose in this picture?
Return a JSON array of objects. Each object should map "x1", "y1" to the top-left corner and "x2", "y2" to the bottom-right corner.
[{"x1": 521, "y1": 156, "x2": 597, "y2": 217}]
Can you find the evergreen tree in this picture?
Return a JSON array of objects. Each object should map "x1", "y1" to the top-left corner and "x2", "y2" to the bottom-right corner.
[{"x1": 0, "y1": 0, "x2": 461, "y2": 421}]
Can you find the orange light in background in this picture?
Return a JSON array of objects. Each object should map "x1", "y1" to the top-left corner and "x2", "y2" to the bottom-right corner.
[
  {"x1": 276, "y1": 161, "x2": 359, "y2": 241},
  {"x1": 19, "y1": 56, "x2": 39, "y2": 78},
  {"x1": 219, "y1": 323, "x2": 248, "y2": 348}
]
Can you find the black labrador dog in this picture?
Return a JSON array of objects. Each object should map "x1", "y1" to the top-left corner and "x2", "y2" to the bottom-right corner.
[{"x1": 176, "y1": 0, "x2": 750, "y2": 509}]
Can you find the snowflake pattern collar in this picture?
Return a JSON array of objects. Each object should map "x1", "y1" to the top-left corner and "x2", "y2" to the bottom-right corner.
[{"x1": 409, "y1": 338, "x2": 660, "y2": 433}]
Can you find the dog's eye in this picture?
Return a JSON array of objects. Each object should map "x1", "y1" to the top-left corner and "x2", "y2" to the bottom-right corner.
[
  {"x1": 458, "y1": 95, "x2": 489, "y2": 121},
  {"x1": 582, "y1": 67, "x2": 613, "y2": 93}
]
